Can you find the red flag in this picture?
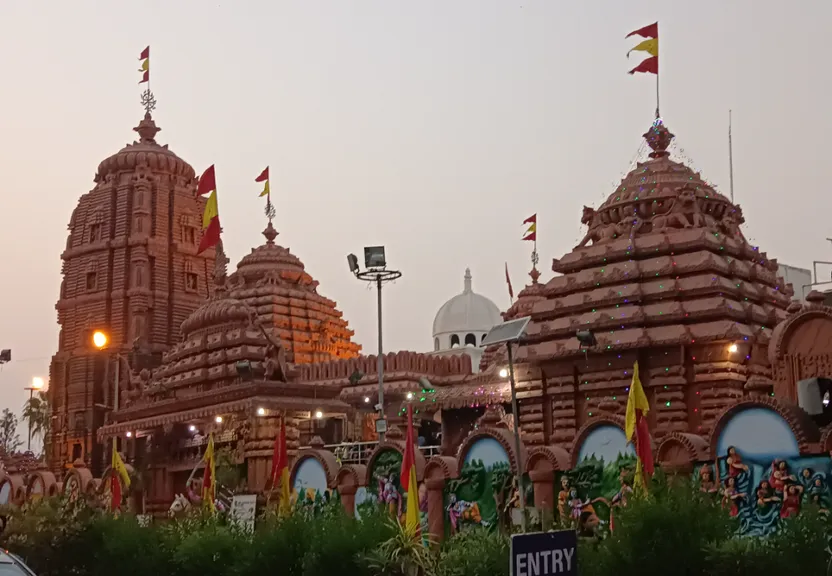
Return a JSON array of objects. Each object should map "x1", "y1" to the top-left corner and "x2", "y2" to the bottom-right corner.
[
  {"x1": 138, "y1": 46, "x2": 150, "y2": 84},
  {"x1": 197, "y1": 165, "x2": 217, "y2": 196},
  {"x1": 110, "y1": 469, "x2": 122, "y2": 512},
  {"x1": 139, "y1": 46, "x2": 150, "y2": 60},
  {"x1": 505, "y1": 262, "x2": 514, "y2": 299},
  {"x1": 523, "y1": 214, "x2": 537, "y2": 225},
  {"x1": 255, "y1": 167, "x2": 270, "y2": 182},
  {"x1": 629, "y1": 56, "x2": 658, "y2": 76},
  {"x1": 626, "y1": 22, "x2": 658, "y2": 39},
  {"x1": 522, "y1": 214, "x2": 537, "y2": 242},
  {"x1": 197, "y1": 216, "x2": 221, "y2": 255}
]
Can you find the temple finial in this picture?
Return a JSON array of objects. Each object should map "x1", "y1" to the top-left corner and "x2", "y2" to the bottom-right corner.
[
  {"x1": 263, "y1": 221, "x2": 279, "y2": 245},
  {"x1": 464, "y1": 268, "x2": 472, "y2": 293},
  {"x1": 644, "y1": 118, "x2": 674, "y2": 158},
  {"x1": 133, "y1": 112, "x2": 160, "y2": 143}
]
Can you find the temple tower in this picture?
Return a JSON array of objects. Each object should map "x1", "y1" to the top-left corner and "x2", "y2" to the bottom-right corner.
[{"x1": 48, "y1": 112, "x2": 213, "y2": 474}]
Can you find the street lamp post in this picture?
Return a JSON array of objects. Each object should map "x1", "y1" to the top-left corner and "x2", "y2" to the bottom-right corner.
[
  {"x1": 24, "y1": 377, "x2": 45, "y2": 452},
  {"x1": 91, "y1": 330, "x2": 123, "y2": 412},
  {"x1": 481, "y1": 316, "x2": 532, "y2": 533},
  {"x1": 347, "y1": 247, "x2": 401, "y2": 442}
]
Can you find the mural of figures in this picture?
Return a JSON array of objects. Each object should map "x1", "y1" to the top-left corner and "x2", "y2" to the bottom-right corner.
[
  {"x1": 366, "y1": 450, "x2": 403, "y2": 519},
  {"x1": 565, "y1": 424, "x2": 638, "y2": 537},
  {"x1": 293, "y1": 458, "x2": 329, "y2": 504},
  {"x1": 712, "y1": 406, "x2": 832, "y2": 536},
  {"x1": 446, "y1": 437, "x2": 512, "y2": 533}
]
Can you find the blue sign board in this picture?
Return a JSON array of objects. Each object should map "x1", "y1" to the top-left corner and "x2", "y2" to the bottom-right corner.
[{"x1": 510, "y1": 530, "x2": 578, "y2": 576}]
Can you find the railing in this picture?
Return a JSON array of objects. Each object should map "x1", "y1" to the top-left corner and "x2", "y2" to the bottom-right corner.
[{"x1": 298, "y1": 441, "x2": 442, "y2": 465}]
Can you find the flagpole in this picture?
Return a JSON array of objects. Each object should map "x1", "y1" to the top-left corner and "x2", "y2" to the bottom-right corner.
[
  {"x1": 728, "y1": 110, "x2": 735, "y2": 204},
  {"x1": 655, "y1": 23, "x2": 660, "y2": 118}
]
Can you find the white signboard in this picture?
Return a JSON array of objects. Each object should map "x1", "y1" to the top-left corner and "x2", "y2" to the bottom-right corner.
[{"x1": 230, "y1": 494, "x2": 257, "y2": 533}]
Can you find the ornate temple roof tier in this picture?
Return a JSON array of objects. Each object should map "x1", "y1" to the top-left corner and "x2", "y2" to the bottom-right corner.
[
  {"x1": 299, "y1": 350, "x2": 473, "y2": 389},
  {"x1": 99, "y1": 394, "x2": 349, "y2": 437},
  {"x1": 230, "y1": 223, "x2": 361, "y2": 364},
  {"x1": 94, "y1": 113, "x2": 196, "y2": 184}
]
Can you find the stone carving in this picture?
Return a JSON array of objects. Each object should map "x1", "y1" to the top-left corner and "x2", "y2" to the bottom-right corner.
[
  {"x1": 577, "y1": 206, "x2": 617, "y2": 248},
  {"x1": 651, "y1": 193, "x2": 692, "y2": 231}
]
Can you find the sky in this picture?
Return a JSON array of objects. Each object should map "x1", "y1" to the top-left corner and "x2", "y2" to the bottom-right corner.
[{"x1": 0, "y1": 0, "x2": 830, "y2": 436}]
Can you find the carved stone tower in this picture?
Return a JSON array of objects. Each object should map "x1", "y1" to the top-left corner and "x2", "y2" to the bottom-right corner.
[{"x1": 48, "y1": 112, "x2": 215, "y2": 474}]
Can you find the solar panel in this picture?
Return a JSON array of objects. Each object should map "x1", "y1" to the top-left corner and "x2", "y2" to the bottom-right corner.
[{"x1": 481, "y1": 317, "x2": 531, "y2": 347}]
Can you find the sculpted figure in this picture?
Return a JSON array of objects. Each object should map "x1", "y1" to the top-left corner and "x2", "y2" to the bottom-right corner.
[
  {"x1": 576, "y1": 206, "x2": 617, "y2": 248},
  {"x1": 721, "y1": 205, "x2": 748, "y2": 242},
  {"x1": 678, "y1": 188, "x2": 707, "y2": 227},
  {"x1": 651, "y1": 195, "x2": 692, "y2": 231}
]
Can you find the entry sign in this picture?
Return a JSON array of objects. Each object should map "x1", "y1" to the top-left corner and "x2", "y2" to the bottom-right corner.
[{"x1": 511, "y1": 530, "x2": 578, "y2": 576}]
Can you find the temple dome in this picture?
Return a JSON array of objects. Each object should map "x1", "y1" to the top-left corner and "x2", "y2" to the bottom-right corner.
[
  {"x1": 229, "y1": 222, "x2": 361, "y2": 363},
  {"x1": 94, "y1": 113, "x2": 195, "y2": 183},
  {"x1": 432, "y1": 268, "x2": 501, "y2": 351}
]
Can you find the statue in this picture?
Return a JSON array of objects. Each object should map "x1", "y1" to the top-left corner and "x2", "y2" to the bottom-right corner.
[
  {"x1": 576, "y1": 206, "x2": 617, "y2": 248},
  {"x1": 250, "y1": 309, "x2": 288, "y2": 381},
  {"x1": 721, "y1": 205, "x2": 748, "y2": 243},
  {"x1": 651, "y1": 194, "x2": 692, "y2": 231}
]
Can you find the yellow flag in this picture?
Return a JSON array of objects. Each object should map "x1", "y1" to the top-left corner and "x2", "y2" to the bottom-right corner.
[
  {"x1": 628, "y1": 38, "x2": 658, "y2": 58},
  {"x1": 259, "y1": 180, "x2": 270, "y2": 198},
  {"x1": 624, "y1": 362, "x2": 650, "y2": 443},
  {"x1": 112, "y1": 444, "x2": 131, "y2": 489},
  {"x1": 525, "y1": 223, "x2": 536, "y2": 234},
  {"x1": 202, "y1": 190, "x2": 219, "y2": 229},
  {"x1": 405, "y1": 465, "x2": 420, "y2": 533}
]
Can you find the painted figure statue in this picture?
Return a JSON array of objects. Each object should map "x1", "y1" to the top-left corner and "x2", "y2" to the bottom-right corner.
[
  {"x1": 722, "y1": 476, "x2": 745, "y2": 517},
  {"x1": 447, "y1": 493, "x2": 482, "y2": 534},
  {"x1": 377, "y1": 473, "x2": 402, "y2": 518},
  {"x1": 698, "y1": 464, "x2": 719, "y2": 494}
]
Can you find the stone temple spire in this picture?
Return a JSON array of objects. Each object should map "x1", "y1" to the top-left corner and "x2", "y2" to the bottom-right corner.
[
  {"x1": 212, "y1": 240, "x2": 229, "y2": 293},
  {"x1": 133, "y1": 113, "x2": 160, "y2": 144},
  {"x1": 644, "y1": 117, "x2": 674, "y2": 158}
]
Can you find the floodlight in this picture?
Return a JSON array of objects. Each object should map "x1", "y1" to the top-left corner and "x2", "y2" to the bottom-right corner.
[
  {"x1": 576, "y1": 330, "x2": 597, "y2": 347},
  {"x1": 499, "y1": 368, "x2": 508, "y2": 379},
  {"x1": 92, "y1": 331, "x2": 108, "y2": 349},
  {"x1": 728, "y1": 343, "x2": 738, "y2": 353},
  {"x1": 364, "y1": 246, "x2": 386, "y2": 269},
  {"x1": 347, "y1": 253, "x2": 359, "y2": 274}
]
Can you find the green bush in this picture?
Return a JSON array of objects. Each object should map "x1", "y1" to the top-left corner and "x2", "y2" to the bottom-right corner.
[{"x1": 436, "y1": 528, "x2": 509, "y2": 576}]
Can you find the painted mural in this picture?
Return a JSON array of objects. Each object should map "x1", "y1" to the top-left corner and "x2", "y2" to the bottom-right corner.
[
  {"x1": 559, "y1": 424, "x2": 638, "y2": 537},
  {"x1": 292, "y1": 457, "x2": 334, "y2": 514},
  {"x1": 445, "y1": 437, "x2": 518, "y2": 534},
  {"x1": 362, "y1": 449, "x2": 427, "y2": 533},
  {"x1": 704, "y1": 407, "x2": 832, "y2": 536}
]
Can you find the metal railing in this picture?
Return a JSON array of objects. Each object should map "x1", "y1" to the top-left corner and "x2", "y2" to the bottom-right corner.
[{"x1": 298, "y1": 440, "x2": 441, "y2": 465}]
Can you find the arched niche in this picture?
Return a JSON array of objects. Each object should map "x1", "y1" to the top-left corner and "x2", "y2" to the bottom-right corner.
[
  {"x1": 335, "y1": 464, "x2": 367, "y2": 518},
  {"x1": 768, "y1": 300, "x2": 832, "y2": 401},
  {"x1": 366, "y1": 441, "x2": 425, "y2": 483},
  {"x1": 26, "y1": 471, "x2": 58, "y2": 501},
  {"x1": 291, "y1": 452, "x2": 337, "y2": 501},
  {"x1": 655, "y1": 432, "x2": 709, "y2": 474},
  {"x1": 63, "y1": 463, "x2": 94, "y2": 502},
  {"x1": 708, "y1": 399, "x2": 819, "y2": 461},
  {"x1": 525, "y1": 445, "x2": 571, "y2": 478},
  {"x1": 570, "y1": 416, "x2": 635, "y2": 468},
  {"x1": 456, "y1": 431, "x2": 517, "y2": 473},
  {"x1": 0, "y1": 475, "x2": 24, "y2": 507}
]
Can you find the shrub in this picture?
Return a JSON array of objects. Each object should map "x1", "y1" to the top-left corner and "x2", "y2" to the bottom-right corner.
[{"x1": 436, "y1": 527, "x2": 509, "y2": 576}]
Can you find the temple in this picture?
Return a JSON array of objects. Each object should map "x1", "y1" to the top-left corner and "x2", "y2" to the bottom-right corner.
[{"x1": 5, "y1": 108, "x2": 830, "y2": 541}]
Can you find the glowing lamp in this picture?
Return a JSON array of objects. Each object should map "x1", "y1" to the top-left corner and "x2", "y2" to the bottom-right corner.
[
  {"x1": 499, "y1": 368, "x2": 508, "y2": 379},
  {"x1": 92, "y1": 331, "x2": 108, "y2": 349}
]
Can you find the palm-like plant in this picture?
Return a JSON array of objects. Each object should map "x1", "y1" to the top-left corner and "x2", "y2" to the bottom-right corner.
[
  {"x1": 22, "y1": 391, "x2": 50, "y2": 447},
  {"x1": 363, "y1": 517, "x2": 435, "y2": 576}
]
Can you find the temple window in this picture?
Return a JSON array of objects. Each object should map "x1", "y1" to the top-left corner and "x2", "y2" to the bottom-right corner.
[
  {"x1": 450, "y1": 334, "x2": 460, "y2": 348},
  {"x1": 434, "y1": 338, "x2": 439, "y2": 351},
  {"x1": 85, "y1": 271, "x2": 97, "y2": 291},
  {"x1": 71, "y1": 443, "x2": 82, "y2": 461},
  {"x1": 89, "y1": 223, "x2": 102, "y2": 243},
  {"x1": 464, "y1": 333, "x2": 477, "y2": 346},
  {"x1": 134, "y1": 216, "x2": 146, "y2": 234},
  {"x1": 184, "y1": 260, "x2": 198, "y2": 293},
  {"x1": 180, "y1": 214, "x2": 200, "y2": 245},
  {"x1": 134, "y1": 263, "x2": 146, "y2": 287},
  {"x1": 184, "y1": 226, "x2": 196, "y2": 244}
]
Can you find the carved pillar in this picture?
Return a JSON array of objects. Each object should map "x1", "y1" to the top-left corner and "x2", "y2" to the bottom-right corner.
[
  {"x1": 426, "y1": 477, "x2": 446, "y2": 546},
  {"x1": 340, "y1": 484, "x2": 357, "y2": 517},
  {"x1": 335, "y1": 464, "x2": 367, "y2": 518}
]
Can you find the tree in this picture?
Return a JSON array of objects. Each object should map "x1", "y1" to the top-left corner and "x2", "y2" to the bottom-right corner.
[
  {"x1": 0, "y1": 409, "x2": 22, "y2": 454},
  {"x1": 22, "y1": 391, "x2": 50, "y2": 446}
]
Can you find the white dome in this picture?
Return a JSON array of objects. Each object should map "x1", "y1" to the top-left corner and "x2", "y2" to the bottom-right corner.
[{"x1": 432, "y1": 269, "x2": 502, "y2": 350}]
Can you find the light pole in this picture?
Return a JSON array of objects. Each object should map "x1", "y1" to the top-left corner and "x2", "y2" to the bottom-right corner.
[
  {"x1": 91, "y1": 330, "x2": 123, "y2": 411},
  {"x1": 347, "y1": 247, "x2": 401, "y2": 442},
  {"x1": 24, "y1": 377, "x2": 45, "y2": 452},
  {"x1": 481, "y1": 316, "x2": 531, "y2": 533}
]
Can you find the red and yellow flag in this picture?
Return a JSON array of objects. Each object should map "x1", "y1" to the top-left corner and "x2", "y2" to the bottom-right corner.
[
  {"x1": 256, "y1": 166, "x2": 270, "y2": 198},
  {"x1": 202, "y1": 434, "x2": 216, "y2": 510},
  {"x1": 271, "y1": 417, "x2": 291, "y2": 516},
  {"x1": 400, "y1": 404, "x2": 421, "y2": 535},
  {"x1": 110, "y1": 442, "x2": 131, "y2": 512},
  {"x1": 197, "y1": 165, "x2": 221, "y2": 254},
  {"x1": 522, "y1": 214, "x2": 537, "y2": 242},
  {"x1": 624, "y1": 362, "x2": 655, "y2": 491},
  {"x1": 627, "y1": 23, "x2": 658, "y2": 75},
  {"x1": 139, "y1": 46, "x2": 150, "y2": 84}
]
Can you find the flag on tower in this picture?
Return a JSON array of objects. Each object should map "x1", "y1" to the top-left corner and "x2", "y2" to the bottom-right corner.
[
  {"x1": 624, "y1": 362, "x2": 655, "y2": 492},
  {"x1": 256, "y1": 166, "x2": 270, "y2": 198},
  {"x1": 139, "y1": 46, "x2": 150, "y2": 84},
  {"x1": 505, "y1": 262, "x2": 514, "y2": 300},
  {"x1": 197, "y1": 165, "x2": 221, "y2": 254},
  {"x1": 110, "y1": 443, "x2": 131, "y2": 512},
  {"x1": 627, "y1": 23, "x2": 658, "y2": 75},
  {"x1": 400, "y1": 403, "x2": 421, "y2": 536},
  {"x1": 271, "y1": 416, "x2": 291, "y2": 516},
  {"x1": 522, "y1": 214, "x2": 537, "y2": 242},
  {"x1": 202, "y1": 434, "x2": 216, "y2": 510}
]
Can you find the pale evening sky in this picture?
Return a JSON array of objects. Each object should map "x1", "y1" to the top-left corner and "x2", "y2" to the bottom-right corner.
[{"x1": 0, "y1": 1, "x2": 830, "y2": 435}]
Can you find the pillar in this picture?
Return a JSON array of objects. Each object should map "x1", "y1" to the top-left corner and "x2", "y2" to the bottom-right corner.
[
  {"x1": 340, "y1": 484, "x2": 357, "y2": 517},
  {"x1": 426, "y1": 477, "x2": 446, "y2": 546}
]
